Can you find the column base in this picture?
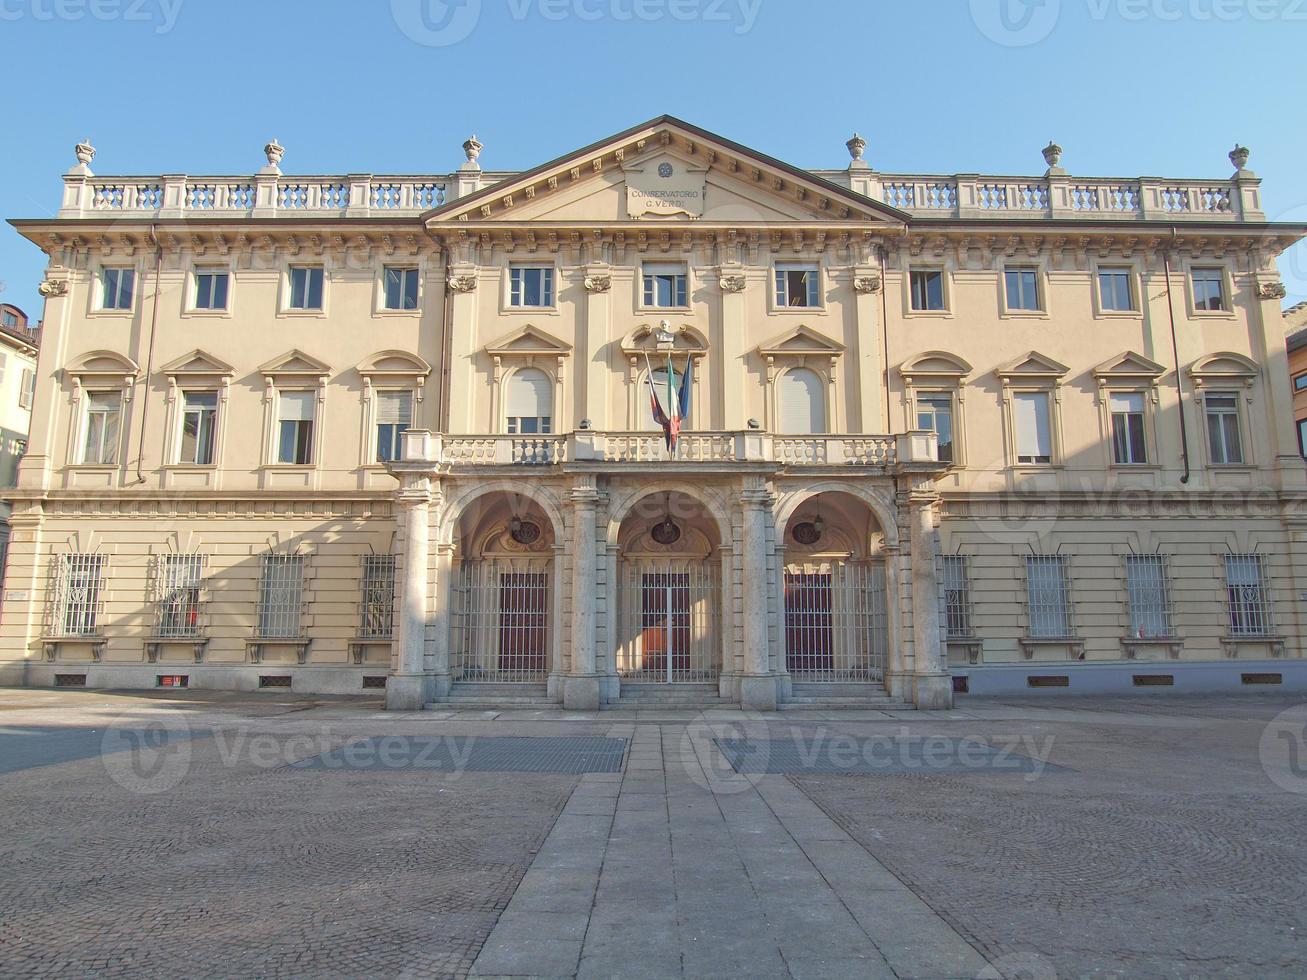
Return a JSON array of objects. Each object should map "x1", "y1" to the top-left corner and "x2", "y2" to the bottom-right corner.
[
  {"x1": 885, "y1": 671, "x2": 913, "y2": 701},
  {"x1": 430, "y1": 672, "x2": 452, "y2": 702},
  {"x1": 563, "y1": 674, "x2": 601, "y2": 711},
  {"x1": 739, "y1": 674, "x2": 779, "y2": 712},
  {"x1": 385, "y1": 674, "x2": 432, "y2": 711},
  {"x1": 912, "y1": 673, "x2": 954, "y2": 711}
]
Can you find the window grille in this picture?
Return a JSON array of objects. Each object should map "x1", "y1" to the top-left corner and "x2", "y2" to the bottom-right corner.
[
  {"x1": 1225, "y1": 554, "x2": 1273, "y2": 637},
  {"x1": 1125, "y1": 554, "x2": 1172, "y2": 639},
  {"x1": 50, "y1": 554, "x2": 106, "y2": 637},
  {"x1": 940, "y1": 555, "x2": 973, "y2": 639},
  {"x1": 257, "y1": 554, "x2": 306, "y2": 639},
  {"x1": 360, "y1": 556, "x2": 397, "y2": 639},
  {"x1": 1025, "y1": 555, "x2": 1072, "y2": 639},
  {"x1": 153, "y1": 554, "x2": 207, "y2": 638}
]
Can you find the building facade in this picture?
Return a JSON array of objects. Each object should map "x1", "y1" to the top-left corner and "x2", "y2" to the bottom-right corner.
[
  {"x1": 3, "y1": 118, "x2": 1305, "y2": 710},
  {"x1": 0, "y1": 303, "x2": 40, "y2": 572}
]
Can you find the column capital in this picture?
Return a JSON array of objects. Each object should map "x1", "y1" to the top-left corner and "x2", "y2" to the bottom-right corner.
[{"x1": 397, "y1": 474, "x2": 436, "y2": 507}]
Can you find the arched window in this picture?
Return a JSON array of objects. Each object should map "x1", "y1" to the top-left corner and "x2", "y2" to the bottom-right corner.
[
  {"x1": 777, "y1": 367, "x2": 826, "y2": 434},
  {"x1": 505, "y1": 367, "x2": 552, "y2": 435}
]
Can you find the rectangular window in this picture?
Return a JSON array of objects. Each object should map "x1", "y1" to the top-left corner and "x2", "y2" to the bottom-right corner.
[
  {"x1": 194, "y1": 269, "x2": 230, "y2": 310},
  {"x1": 375, "y1": 391, "x2": 413, "y2": 463},
  {"x1": 940, "y1": 555, "x2": 972, "y2": 639},
  {"x1": 1192, "y1": 267, "x2": 1227, "y2": 312},
  {"x1": 383, "y1": 267, "x2": 419, "y2": 311},
  {"x1": 82, "y1": 392, "x2": 121, "y2": 465},
  {"x1": 154, "y1": 554, "x2": 206, "y2": 639},
  {"x1": 1225, "y1": 554, "x2": 1273, "y2": 637},
  {"x1": 19, "y1": 368, "x2": 35, "y2": 409},
  {"x1": 1299, "y1": 418, "x2": 1307, "y2": 458},
  {"x1": 506, "y1": 416, "x2": 552, "y2": 435},
  {"x1": 1295, "y1": 373, "x2": 1307, "y2": 392},
  {"x1": 1026, "y1": 555, "x2": 1072, "y2": 639},
  {"x1": 774, "y1": 264, "x2": 821, "y2": 308},
  {"x1": 0, "y1": 352, "x2": 8, "y2": 384},
  {"x1": 916, "y1": 393, "x2": 955, "y2": 464},
  {"x1": 1109, "y1": 391, "x2": 1148, "y2": 464},
  {"x1": 179, "y1": 391, "x2": 218, "y2": 465},
  {"x1": 509, "y1": 266, "x2": 554, "y2": 308},
  {"x1": 909, "y1": 270, "x2": 946, "y2": 311},
  {"x1": 360, "y1": 555, "x2": 397, "y2": 639},
  {"x1": 1004, "y1": 267, "x2": 1042, "y2": 311},
  {"x1": 288, "y1": 266, "x2": 324, "y2": 310},
  {"x1": 101, "y1": 267, "x2": 135, "y2": 310},
  {"x1": 55, "y1": 554, "x2": 106, "y2": 637},
  {"x1": 276, "y1": 391, "x2": 315, "y2": 465},
  {"x1": 1098, "y1": 267, "x2": 1135, "y2": 312},
  {"x1": 642, "y1": 263, "x2": 688, "y2": 308},
  {"x1": 257, "y1": 554, "x2": 305, "y2": 639},
  {"x1": 1205, "y1": 393, "x2": 1243, "y2": 465},
  {"x1": 1, "y1": 310, "x2": 16, "y2": 328},
  {"x1": 1126, "y1": 554, "x2": 1172, "y2": 639},
  {"x1": 1013, "y1": 392, "x2": 1052, "y2": 464}
]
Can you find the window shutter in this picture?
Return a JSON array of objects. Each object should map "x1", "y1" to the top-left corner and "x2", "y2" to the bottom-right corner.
[
  {"x1": 19, "y1": 369, "x2": 33, "y2": 409},
  {"x1": 506, "y1": 368, "x2": 552, "y2": 419},
  {"x1": 377, "y1": 391, "x2": 412, "y2": 425},
  {"x1": 1014, "y1": 392, "x2": 1051, "y2": 458},
  {"x1": 278, "y1": 391, "x2": 315, "y2": 422},
  {"x1": 777, "y1": 368, "x2": 826, "y2": 434}
]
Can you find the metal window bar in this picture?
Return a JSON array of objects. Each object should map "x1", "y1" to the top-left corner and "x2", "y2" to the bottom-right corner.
[
  {"x1": 257, "y1": 554, "x2": 306, "y2": 639},
  {"x1": 783, "y1": 562, "x2": 887, "y2": 683},
  {"x1": 1225, "y1": 554, "x2": 1274, "y2": 637},
  {"x1": 51, "y1": 554, "x2": 106, "y2": 637},
  {"x1": 1025, "y1": 555, "x2": 1073, "y2": 639},
  {"x1": 153, "y1": 554, "x2": 207, "y2": 638},
  {"x1": 939, "y1": 555, "x2": 973, "y2": 639},
  {"x1": 618, "y1": 559, "x2": 721, "y2": 684},
  {"x1": 451, "y1": 559, "x2": 550, "y2": 683},
  {"x1": 1125, "y1": 554, "x2": 1173, "y2": 639},
  {"x1": 359, "y1": 556, "x2": 397, "y2": 639}
]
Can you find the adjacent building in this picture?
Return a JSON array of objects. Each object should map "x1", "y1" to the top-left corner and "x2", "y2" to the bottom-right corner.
[
  {"x1": 0, "y1": 303, "x2": 39, "y2": 573},
  {"x1": 2, "y1": 118, "x2": 1304, "y2": 710}
]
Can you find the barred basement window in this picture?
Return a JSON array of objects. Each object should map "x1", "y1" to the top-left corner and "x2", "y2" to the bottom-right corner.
[
  {"x1": 52, "y1": 554, "x2": 106, "y2": 637},
  {"x1": 1225, "y1": 554, "x2": 1273, "y2": 637},
  {"x1": 1025, "y1": 555, "x2": 1072, "y2": 639},
  {"x1": 1126, "y1": 554, "x2": 1173, "y2": 639},
  {"x1": 153, "y1": 554, "x2": 207, "y2": 638},
  {"x1": 940, "y1": 555, "x2": 973, "y2": 639},
  {"x1": 360, "y1": 556, "x2": 397, "y2": 639},
  {"x1": 257, "y1": 554, "x2": 306, "y2": 639}
]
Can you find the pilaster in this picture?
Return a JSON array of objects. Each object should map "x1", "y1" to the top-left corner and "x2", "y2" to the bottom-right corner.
[
  {"x1": 445, "y1": 264, "x2": 479, "y2": 433},
  {"x1": 387, "y1": 474, "x2": 437, "y2": 710},
  {"x1": 739, "y1": 476, "x2": 778, "y2": 711},
  {"x1": 908, "y1": 483, "x2": 952, "y2": 710},
  {"x1": 852, "y1": 264, "x2": 886, "y2": 432},
  {"x1": 564, "y1": 476, "x2": 602, "y2": 710},
  {"x1": 718, "y1": 266, "x2": 749, "y2": 429},
  {"x1": 582, "y1": 265, "x2": 612, "y2": 429}
]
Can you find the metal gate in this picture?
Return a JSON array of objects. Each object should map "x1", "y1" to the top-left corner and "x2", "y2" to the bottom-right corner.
[
  {"x1": 452, "y1": 559, "x2": 551, "y2": 682},
  {"x1": 784, "y1": 562, "x2": 887, "y2": 682},
  {"x1": 617, "y1": 560, "x2": 720, "y2": 684}
]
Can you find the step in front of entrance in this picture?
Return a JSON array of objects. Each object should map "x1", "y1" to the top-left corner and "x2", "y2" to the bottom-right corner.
[
  {"x1": 430, "y1": 682, "x2": 555, "y2": 711},
  {"x1": 610, "y1": 683, "x2": 733, "y2": 710},
  {"x1": 781, "y1": 683, "x2": 915, "y2": 711}
]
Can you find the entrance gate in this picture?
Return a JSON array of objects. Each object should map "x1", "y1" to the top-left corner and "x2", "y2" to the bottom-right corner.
[
  {"x1": 617, "y1": 559, "x2": 719, "y2": 684},
  {"x1": 452, "y1": 559, "x2": 550, "y2": 682},
  {"x1": 784, "y1": 562, "x2": 888, "y2": 682}
]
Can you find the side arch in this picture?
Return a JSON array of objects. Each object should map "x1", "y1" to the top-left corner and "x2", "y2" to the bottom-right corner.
[
  {"x1": 773, "y1": 481, "x2": 900, "y2": 550},
  {"x1": 437, "y1": 479, "x2": 568, "y2": 547},
  {"x1": 605, "y1": 481, "x2": 734, "y2": 548}
]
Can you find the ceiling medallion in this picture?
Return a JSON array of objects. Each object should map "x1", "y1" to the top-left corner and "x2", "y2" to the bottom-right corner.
[
  {"x1": 792, "y1": 521, "x2": 823, "y2": 546},
  {"x1": 510, "y1": 520, "x2": 542, "y2": 545},
  {"x1": 651, "y1": 517, "x2": 682, "y2": 545}
]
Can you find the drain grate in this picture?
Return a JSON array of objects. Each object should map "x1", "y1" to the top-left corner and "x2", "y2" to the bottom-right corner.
[
  {"x1": 291, "y1": 735, "x2": 627, "y2": 774},
  {"x1": 716, "y1": 736, "x2": 1056, "y2": 775}
]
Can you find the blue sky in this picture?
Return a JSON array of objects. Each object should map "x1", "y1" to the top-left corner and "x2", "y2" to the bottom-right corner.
[{"x1": 3, "y1": 0, "x2": 1306, "y2": 317}]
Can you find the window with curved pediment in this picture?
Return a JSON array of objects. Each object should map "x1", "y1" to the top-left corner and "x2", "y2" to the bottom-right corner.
[
  {"x1": 64, "y1": 351, "x2": 139, "y2": 467},
  {"x1": 899, "y1": 351, "x2": 972, "y2": 466}
]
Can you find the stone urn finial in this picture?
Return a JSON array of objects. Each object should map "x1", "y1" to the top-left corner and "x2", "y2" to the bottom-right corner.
[
  {"x1": 1042, "y1": 141, "x2": 1063, "y2": 170},
  {"x1": 1230, "y1": 143, "x2": 1251, "y2": 172},
  {"x1": 264, "y1": 138, "x2": 285, "y2": 170},
  {"x1": 74, "y1": 138, "x2": 96, "y2": 168},
  {"x1": 847, "y1": 133, "x2": 867, "y2": 162},
  {"x1": 463, "y1": 134, "x2": 483, "y2": 165}
]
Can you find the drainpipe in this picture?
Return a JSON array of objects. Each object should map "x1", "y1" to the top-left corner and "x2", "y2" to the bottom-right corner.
[
  {"x1": 880, "y1": 240, "x2": 892, "y2": 433},
  {"x1": 131, "y1": 224, "x2": 164, "y2": 485},
  {"x1": 1162, "y1": 228, "x2": 1191, "y2": 484},
  {"x1": 439, "y1": 254, "x2": 454, "y2": 433}
]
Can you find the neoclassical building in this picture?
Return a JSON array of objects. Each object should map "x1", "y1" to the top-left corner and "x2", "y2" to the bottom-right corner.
[{"x1": 3, "y1": 117, "x2": 1305, "y2": 710}]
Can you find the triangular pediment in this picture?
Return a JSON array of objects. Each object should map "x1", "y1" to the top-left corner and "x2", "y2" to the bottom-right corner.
[
  {"x1": 758, "y1": 324, "x2": 845, "y2": 357},
  {"x1": 997, "y1": 350, "x2": 1070, "y2": 380},
  {"x1": 1093, "y1": 350, "x2": 1166, "y2": 380},
  {"x1": 160, "y1": 349, "x2": 235, "y2": 379},
  {"x1": 258, "y1": 349, "x2": 332, "y2": 378},
  {"x1": 426, "y1": 116, "x2": 908, "y2": 227},
  {"x1": 484, "y1": 324, "x2": 572, "y2": 357}
]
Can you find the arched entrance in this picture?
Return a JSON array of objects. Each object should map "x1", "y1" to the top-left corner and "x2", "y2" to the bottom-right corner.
[
  {"x1": 613, "y1": 491, "x2": 723, "y2": 685},
  {"x1": 780, "y1": 491, "x2": 889, "y2": 683},
  {"x1": 449, "y1": 492, "x2": 558, "y2": 684}
]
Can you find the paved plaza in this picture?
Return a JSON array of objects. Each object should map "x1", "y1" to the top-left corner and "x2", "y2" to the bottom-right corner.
[{"x1": 1, "y1": 689, "x2": 1305, "y2": 978}]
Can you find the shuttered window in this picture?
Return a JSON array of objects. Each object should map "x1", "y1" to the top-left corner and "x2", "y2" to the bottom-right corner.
[
  {"x1": 376, "y1": 391, "x2": 413, "y2": 462},
  {"x1": 777, "y1": 368, "x2": 826, "y2": 435},
  {"x1": 506, "y1": 368, "x2": 553, "y2": 434}
]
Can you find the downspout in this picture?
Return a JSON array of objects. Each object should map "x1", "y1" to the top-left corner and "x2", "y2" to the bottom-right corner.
[
  {"x1": 1162, "y1": 228, "x2": 1191, "y2": 484},
  {"x1": 438, "y1": 252, "x2": 454, "y2": 433},
  {"x1": 879, "y1": 238, "x2": 893, "y2": 433},
  {"x1": 132, "y1": 224, "x2": 164, "y2": 485}
]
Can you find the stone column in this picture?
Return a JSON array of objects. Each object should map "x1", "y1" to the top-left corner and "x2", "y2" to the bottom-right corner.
[
  {"x1": 388, "y1": 475, "x2": 434, "y2": 710},
  {"x1": 564, "y1": 478, "x2": 602, "y2": 710},
  {"x1": 739, "y1": 478, "x2": 778, "y2": 710},
  {"x1": 429, "y1": 541, "x2": 455, "y2": 701},
  {"x1": 908, "y1": 485, "x2": 952, "y2": 710}
]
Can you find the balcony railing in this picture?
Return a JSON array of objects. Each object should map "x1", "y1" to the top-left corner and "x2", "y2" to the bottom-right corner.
[{"x1": 402, "y1": 430, "x2": 934, "y2": 469}]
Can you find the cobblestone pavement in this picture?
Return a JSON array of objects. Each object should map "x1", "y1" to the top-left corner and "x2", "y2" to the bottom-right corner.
[{"x1": 1, "y1": 689, "x2": 1305, "y2": 978}]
